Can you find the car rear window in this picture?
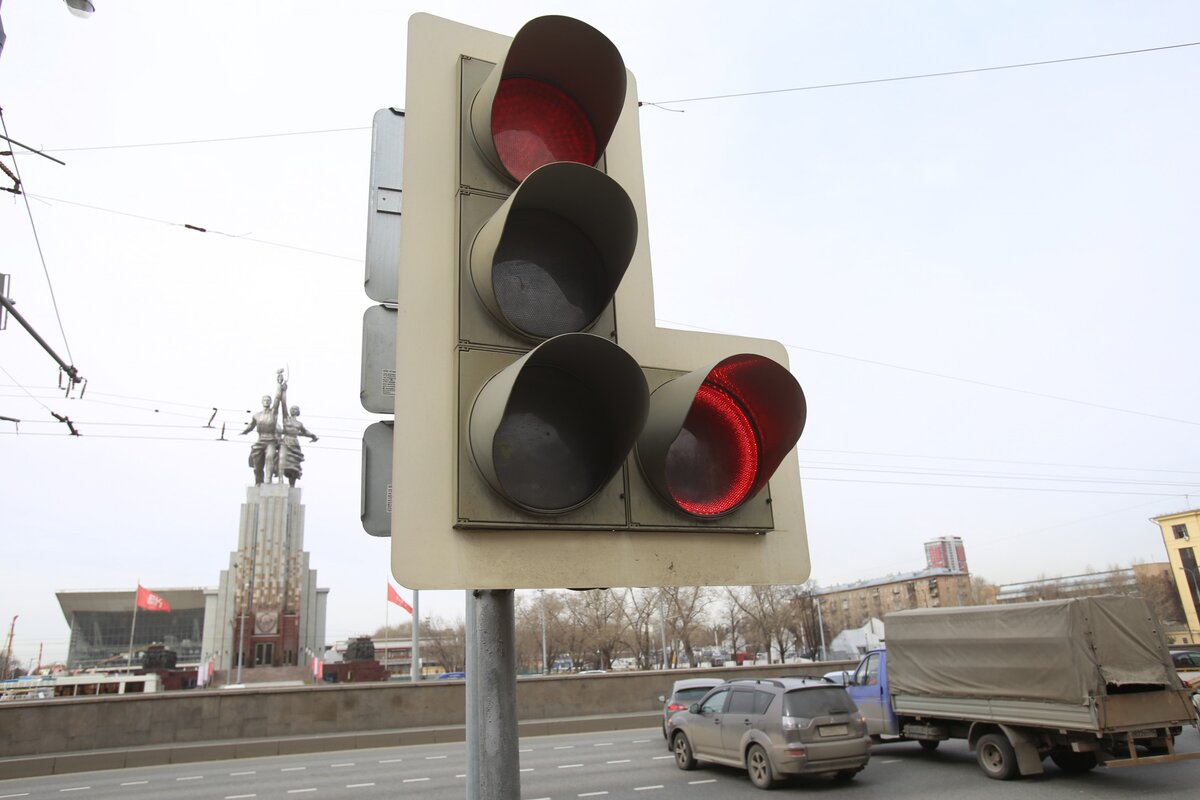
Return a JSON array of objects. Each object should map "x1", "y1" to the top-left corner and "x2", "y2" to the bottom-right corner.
[
  {"x1": 675, "y1": 686, "x2": 715, "y2": 703},
  {"x1": 783, "y1": 687, "x2": 858, "y2": 717}
]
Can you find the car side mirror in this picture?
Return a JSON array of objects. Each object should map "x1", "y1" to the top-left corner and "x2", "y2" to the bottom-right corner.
[
  {"x1": 689, "y1": 703, "x2": 701, "y2": 714},
  {"x1": 657, "y1": 694, "x2": 665, "y2": 703}
]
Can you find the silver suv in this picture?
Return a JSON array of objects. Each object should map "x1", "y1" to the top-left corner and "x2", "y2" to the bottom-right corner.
[{"x1": 665, "y1": 677, "x2": 870, "y2": 788}]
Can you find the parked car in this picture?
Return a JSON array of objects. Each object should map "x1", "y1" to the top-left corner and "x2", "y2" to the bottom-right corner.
[
  {"x1": 666, "y1": 678, "x2": 870, "y2": 788},
  {"x1": 658, "y1": 678, "x2": 724, "y2": 738}
]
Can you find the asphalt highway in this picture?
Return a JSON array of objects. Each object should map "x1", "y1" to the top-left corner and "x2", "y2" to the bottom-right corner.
[{"x1": 1, "y1": 726, "x2": 1197, "y2": 799}]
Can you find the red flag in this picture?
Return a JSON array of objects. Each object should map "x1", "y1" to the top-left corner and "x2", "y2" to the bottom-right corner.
[
  {"x1": 136, "y1": 584, "x2": 171, "y2": 612},
  {"x1": 387, "y1": 583, "x2": 413, "y2": 614}
]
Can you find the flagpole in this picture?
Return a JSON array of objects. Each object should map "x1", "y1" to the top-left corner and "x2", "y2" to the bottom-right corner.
[{"x1": 127, "y1": 583, "x2": 139, "y2": 671}]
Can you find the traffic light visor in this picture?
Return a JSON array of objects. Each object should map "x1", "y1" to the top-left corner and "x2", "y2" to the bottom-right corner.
[
  {"x1": 469, "y1": 333, "x2": 649, "y2": 515},
  {"x1": 470, "y1": 15, "x2": 627, "y2": 183},
  {"x1": 638, "y1": 355, "x2": 806, "y2": 518},
  {"x1": 469, "y1": 162, "x2": 637, "y2": 341}
]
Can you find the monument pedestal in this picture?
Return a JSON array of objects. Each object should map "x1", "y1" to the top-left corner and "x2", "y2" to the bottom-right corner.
[{"x1": 201, "y1": 484, "x2": 328, "y2": 673}]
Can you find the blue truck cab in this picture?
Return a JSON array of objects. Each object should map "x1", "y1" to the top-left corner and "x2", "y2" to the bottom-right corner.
[{"x1": 843, "y1": 649, "x2": 897, "y2": 737}]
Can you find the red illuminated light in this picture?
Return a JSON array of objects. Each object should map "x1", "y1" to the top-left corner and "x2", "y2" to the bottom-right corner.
[
  {"x1": 492, "y1": 77, "x2": 598, "y2": 181},
  {"x1": 666, "y1": 382, "x2": 760, "y2": 517}
]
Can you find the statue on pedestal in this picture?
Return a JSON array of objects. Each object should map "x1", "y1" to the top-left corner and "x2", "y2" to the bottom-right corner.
[{"x1": 240, "y1": 370, "x2": 318, "y2": 486}]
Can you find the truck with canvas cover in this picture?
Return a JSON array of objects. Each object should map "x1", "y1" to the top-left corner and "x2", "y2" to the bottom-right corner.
[{"x1": 845, "y1": 596, "x2": 1200, "y2": 780}]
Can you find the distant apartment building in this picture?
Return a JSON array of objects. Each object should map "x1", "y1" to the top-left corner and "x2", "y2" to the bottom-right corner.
[
  {"x1": 815, "y1": 537, "x2": 974, "y2": 646},
  {"x1": 1151, "y1": 509, "x2": 1200, "y2": 645}
]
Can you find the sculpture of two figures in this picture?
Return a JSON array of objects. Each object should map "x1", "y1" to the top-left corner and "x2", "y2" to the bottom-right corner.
[{"x1": 240, "y1": 369, "x2": 319, "y2": 486}]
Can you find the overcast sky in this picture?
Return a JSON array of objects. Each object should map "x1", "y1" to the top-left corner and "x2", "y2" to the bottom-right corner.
[{"x1": 2, "y1": 1, "x2": 1198, "y2": 669}]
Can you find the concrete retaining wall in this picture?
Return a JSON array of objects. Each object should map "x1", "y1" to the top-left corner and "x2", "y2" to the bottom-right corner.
[{"x1": 0, "y1": 661, "x2": 857, "y2": 776}]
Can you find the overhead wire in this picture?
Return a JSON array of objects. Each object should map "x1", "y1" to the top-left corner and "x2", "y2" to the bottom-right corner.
[
  {"x1": 657, "y1": 318, "x2": 1200, "y2": 427},
  {"x1": 640, "y1": 41, "x2": 1200, "y2": 108}
]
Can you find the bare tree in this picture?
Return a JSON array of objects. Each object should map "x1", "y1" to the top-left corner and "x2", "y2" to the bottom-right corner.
[
  {"x1": 619, "y1": 588, "x2": 662, "y2": 669},
  {"x1": 564, "y1": 590, "x2": 628, "y2": 670},
  {"x1": 423, "y1": 617, "x2": 467, "y2": 673},
  {"x1": 662, "y1": 586, "x2": 712, "y2": 667},
  {"x1": 728, "y1": 585, "x2": 799, "y2": 663}
]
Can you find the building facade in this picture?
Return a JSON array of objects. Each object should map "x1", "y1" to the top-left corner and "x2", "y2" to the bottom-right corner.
[
  {"x1": 56, "y1": 588, "x2": 208, "y2": 670},
  {"x1": 1151, "y1": 509, "x2": 1200, "y2": 644},
  {"x1": 815, "y1": 536, "x2": 976, "y2": 649}
]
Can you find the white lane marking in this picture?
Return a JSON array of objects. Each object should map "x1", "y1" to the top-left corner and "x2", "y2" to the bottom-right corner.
[
  {"x1": 176, "y1": 776, "x2": 204, "y2": 781},
  {"x1": 331, "y1": 762, "x2": 355, "y2": 767},
  {"x1": 519, "y1": 748, "x2": 533, "y2": 753},
  {"x1": 346, "y1": 783, "x2": 376, "y2": 789},
  {"x1": 559, "y1": 763, "x2": 584, "y2": 769},
  {"x1": 520, "y1": 767, "x2": 535, "y2": 772},
  {"x1": 651, "y1": 755, "x2": 673, "y2": 760},
  {"x1": 425, "y1": 755, "x2": 447, "y2": 760},
  {"x1": 606, "y1": 759, "x2": 631, "y2": 764},
  {"x1": 456, "y1": 774, "x2": 467, "y2": 778},
  {"x1": 879, "y1": 758, "x2": 902, "y2": 764},
  {"x1": 120, "y1": 781, "x2": 149, "y2": 786},
  {"x1": 579, "y1": 793, "x2": 609, "y2": 797},
  {"x1": 287, "y1": 790, "x2": 317, "y2": 795},
  {"x1": 529, "y1": 797, "x2": 552, "y2": 800},
  {"x1": 59, "y1": 791, "x2": 90, "y2": 795},
  {"x1": 379, "y1": 758, "x2": 403, "y2": 763},
  {"x1": 631, "y1": 739, "x2": 651, "y2": 744},
  {"x1": 688, "y1": 779, "x2": 718, "y2": 785},
  {"x1": 635, "y1": 786, "x2": 664, "y2": 791},
  {"x1": 593, "y1": 742, "x2": 614, "y2": 747},
  {"x1": 231, "y1": 771, "x2": 257, "y2": 776},
  {"x1": 0, "y1": 793, "x2": 30, "y2": 798},
  {"x1": 281, "y1": 767, "x2": 306, "y2": 772},
  {"x1": 226, "y1": 795, "x2": 257, "y2": 799},
  {"x1": 554, "y1": 745, "x2": 575, "y2": 750},
  {"x1": 402, "y1": 777, "x2": 430, "y2": 783}
]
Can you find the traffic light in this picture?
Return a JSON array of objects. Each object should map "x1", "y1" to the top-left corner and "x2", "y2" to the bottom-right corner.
[{"x1": 391, "y1": 13, "x2": 810, "y2": 589}]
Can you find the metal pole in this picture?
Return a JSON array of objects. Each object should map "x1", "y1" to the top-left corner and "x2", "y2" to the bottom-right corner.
[
  {"x1": 539, "y1": 590, "x2": 547, "y2": 675},
  {"x1": 410, "y1": 590, "x2": 421, "y2": 682},
  {"x1": 815, "y1": 598, "x2": 827, "y2": 661},
  {"x1": 659, "y1": 593, "x2": 669, "y2": 670},
  {"x1": 466, "y1": 589, "x2": 519, "y2": 800}
]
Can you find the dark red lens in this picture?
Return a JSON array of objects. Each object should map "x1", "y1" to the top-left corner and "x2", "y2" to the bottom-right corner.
[
  {"x1": 665, "y1": 382, "x2": 760, "y2": 516},
  {"x1": 492, "y1": 77, "x2": 598, "y2": 181}
]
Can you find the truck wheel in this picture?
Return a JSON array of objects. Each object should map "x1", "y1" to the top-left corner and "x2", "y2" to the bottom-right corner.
[
  {"x1": 672, "y1": 732, "x2": 697, "y2": 770},
  {"x1": 976, "y1": 732, "x2": 1019, "y2": 780},
  {"x1": 746, "y1": 743, "x2": 776, "y2": 790},
  {"x1": 1049, "y1": 750, "x2": 1097, "y2": 773},
  {"x1": 918, "y1": 739, "x2": 940, "y2": 752}
]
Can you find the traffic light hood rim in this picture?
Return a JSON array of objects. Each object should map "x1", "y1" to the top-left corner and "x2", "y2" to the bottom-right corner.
[
  {"x1": 468, "y1": 14, "x2": 627, "y2": 183},
  {"x1": 468, "y1": 161, "x2": 638, "y2": 342},
  {"x1": 635, "y1": 354, "x2": 807, "y2": 518},
  {"x1": 467, "y1": 332, "x2": 650, "y2": 515}
]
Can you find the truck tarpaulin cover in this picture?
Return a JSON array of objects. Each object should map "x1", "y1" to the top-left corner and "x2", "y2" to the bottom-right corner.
[{"x1": 886, "y1": 596, "x2": 1180, "y2": 703}]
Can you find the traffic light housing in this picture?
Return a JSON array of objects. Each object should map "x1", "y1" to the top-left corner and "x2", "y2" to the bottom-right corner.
[{"x1": 391, "y1": 13, "x2": 809, "y2": 589}]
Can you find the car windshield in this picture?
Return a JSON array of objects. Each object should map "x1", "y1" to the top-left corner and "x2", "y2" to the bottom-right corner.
[
  {"x1": 675, "y1": 686, "x2": 714, "y2": 704},
  {"x1": 783, "y1": 687, "x2": 858, "y2": 717}
]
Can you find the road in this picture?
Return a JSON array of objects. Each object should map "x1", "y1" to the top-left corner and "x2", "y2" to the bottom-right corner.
[{"x1": 1, "y1": 727, "x2": 1197, "y2": 799}]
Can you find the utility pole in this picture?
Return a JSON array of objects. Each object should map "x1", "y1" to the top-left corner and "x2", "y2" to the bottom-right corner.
[{"x1": 2, "y1": 615, "x2": 16, "y2": 680}]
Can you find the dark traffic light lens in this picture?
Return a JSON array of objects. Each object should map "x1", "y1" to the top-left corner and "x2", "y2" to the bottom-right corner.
[
  {"x1": 492, "y1": 208, "x2": 608, "y2": 339},
  {"x1": 493, "y1": 77, "x2": 598, "y2": 181},
  {"x1": 493, "y1": 364, "x2": 621, "y2": 512},
  {"x1": 665, "y1": 382, "x2": 760, "y2": 516}
]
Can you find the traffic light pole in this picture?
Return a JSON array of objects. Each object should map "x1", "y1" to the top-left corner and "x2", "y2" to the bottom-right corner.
[{"x1": 466, "y1": 589, "x2": 520, "y2": 800}]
